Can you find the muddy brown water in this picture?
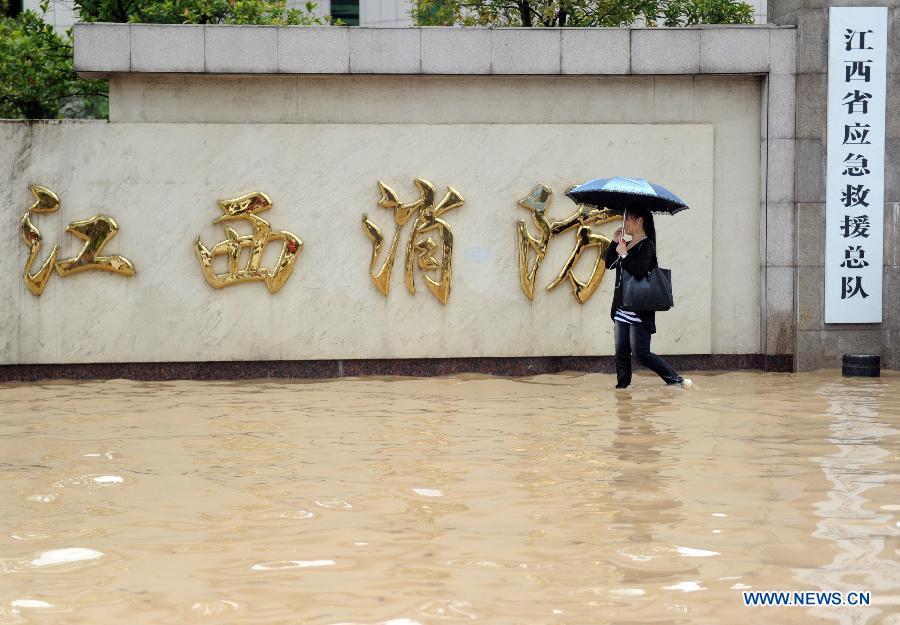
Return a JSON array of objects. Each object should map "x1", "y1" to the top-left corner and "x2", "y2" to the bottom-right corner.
[{"x1": 2, "y1": 370, "x2": 899, "y2": 624}]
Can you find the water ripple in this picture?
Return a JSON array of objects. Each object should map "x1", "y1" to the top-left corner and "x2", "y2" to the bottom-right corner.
[
  {"x1": 251, "y1": 560, "x2": 336, "y2": 571},
  {"x1": 30, "y1": 548, "x2": 103, "y2": 567},
  {"x1": 1, "y1": 371, "x2": 898, "y2": 624}
]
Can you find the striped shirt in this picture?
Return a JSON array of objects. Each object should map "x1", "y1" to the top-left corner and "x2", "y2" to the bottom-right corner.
[
  {"x1": 614, "y1": 307, "x2": 642, "y2": 324},
  {"x1": 611, "y1": 249, "x2": 642, "y2": 325}
]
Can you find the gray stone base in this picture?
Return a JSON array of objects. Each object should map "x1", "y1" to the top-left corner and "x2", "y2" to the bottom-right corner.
[{"x1": 0, "y1": 354, "x2": 794, "y2": 382}]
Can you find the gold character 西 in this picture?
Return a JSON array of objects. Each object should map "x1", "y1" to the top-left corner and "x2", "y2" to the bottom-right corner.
[{"x1": 194, "y1": 191, "x2": 303, "y2": 293}]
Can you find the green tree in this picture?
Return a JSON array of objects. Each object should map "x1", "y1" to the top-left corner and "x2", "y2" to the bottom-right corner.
[
  {"x1": 74, "y1": 0, "x2": 334, "y2": 25},
  {"x1": 0, "y1": 2, "x2": 107, "y2": 119},
  {"x1": 1, "y1": 0, "x2": 337, "y2": 119},
  {"x1": 412, "y1": 0, "x2": 754, "y2": 27},
  {"x1": 3, "y1": 0, "x2": 25, "y2": 18}
]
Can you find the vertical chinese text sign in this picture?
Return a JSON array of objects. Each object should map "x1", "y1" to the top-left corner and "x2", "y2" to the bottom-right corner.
[{"x1": 825, "y1": 7, "x2": 887, "y2": 322}]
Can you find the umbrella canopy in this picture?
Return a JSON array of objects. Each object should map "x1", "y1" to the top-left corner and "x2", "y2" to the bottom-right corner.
[{"x1": 565, "y1": 177, "x2": 689, "y2": 215}]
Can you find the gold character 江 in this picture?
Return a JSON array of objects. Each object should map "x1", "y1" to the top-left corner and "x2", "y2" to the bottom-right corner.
[{"x1": 20, "y1": 185, "x2": 135, "y2": 296}]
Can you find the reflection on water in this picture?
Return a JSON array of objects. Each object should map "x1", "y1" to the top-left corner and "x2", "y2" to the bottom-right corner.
[
  {"x1": 797, "y1": 381, "x2": 900, "y2": 625},
  {"x1": 1, "y1": 370, "x2": 899, "y2": 625}
]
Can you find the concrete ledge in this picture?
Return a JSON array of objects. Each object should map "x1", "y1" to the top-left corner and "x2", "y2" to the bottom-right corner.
[
  {"x1": 75, "y1": 24, "x2": 794, "y2": 77},
  {"x1": 421, "y1": 28, "x2": 490, "y2": 74},
  {"x1": 350, "y1": 27, "x2": 420, "y2": 73},
  {"x1": 632, "y1": 28, "x2": 700, "y2": 74},
  {"x1": 700, "y1": 27, "x2": 769, "y2": 73},
  {"x1": 132, "y1": 24, "x2": 204, "y2": 73},
  {"x1": 768, "y1": 27, "x2": 796, "y2": 75},
  {"x1": 206, "y1": 25, "x2": 277, "y2": 73},
  {"x1": 562, "y1": 28, "x2": 630, "y2": 74},
  {"x1": 279, "y1": 27, "x2": 349, "y2": 73},
  {"x1": 74, "y1": 23, "x2": 130, "y2": 74},
  {"x1": 492, "y1": 28, "x2": 561, "y2": 74}
]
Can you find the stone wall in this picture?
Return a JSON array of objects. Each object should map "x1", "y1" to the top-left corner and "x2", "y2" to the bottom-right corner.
[
  {"x1": 2, "y1": 120, "x2": 721, "y2": 363},
  {"x1": 1, "y1": 25, "x2": 802, "y2": 372}
]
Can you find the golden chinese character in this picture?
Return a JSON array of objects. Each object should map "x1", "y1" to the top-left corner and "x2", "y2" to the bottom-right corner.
[
  {"x1": 56, "y1": 216, "x2": 136, "y2": 277},
  {"x1": 517, "y1": 184, "x2": 619, "y2": 304},
  {"x1": 194, "y1": 191, "x2": 303, "y2": 293},
  {"x1": 362, "y1": 178, "x2": 464, "y2": 305},
  {"x1": 19, "y1": 185, "x2": 135, "y2": 296}
]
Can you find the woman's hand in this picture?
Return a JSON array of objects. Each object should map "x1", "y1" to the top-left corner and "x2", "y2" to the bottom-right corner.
[
  {"x1": 613, "y1": 227, "x2": 623, "y2": 243},
  {"x1": 616, "y1": 239, "x2": 628, "y2": 256}
]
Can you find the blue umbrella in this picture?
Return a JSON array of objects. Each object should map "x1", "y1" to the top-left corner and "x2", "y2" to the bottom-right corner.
[{"x1": 564, "y1": 177, "x2": 689, "y2": 215}]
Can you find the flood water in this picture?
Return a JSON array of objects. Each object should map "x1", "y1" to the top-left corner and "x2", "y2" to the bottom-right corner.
[{"x1": 2, "y1": 370, "x2": 900, "y2": 625}]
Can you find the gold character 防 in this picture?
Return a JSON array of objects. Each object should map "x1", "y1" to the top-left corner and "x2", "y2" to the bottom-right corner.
[{"x1": 516, "y1": 184, "x2": 619, "y2": 304}]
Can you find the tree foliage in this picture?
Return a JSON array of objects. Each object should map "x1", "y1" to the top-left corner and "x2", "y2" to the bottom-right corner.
[
  {"x1": 412, "y1": 0, "x2": 754, "y2": 27},
  {"x1": 0, "y1": 2, "x2": 107, "y2": 119},
  {"x1": 1, "y1": 0, "x2": 336, "y2": 118},
  {"x1": 74, "y1": 0, "x2": 333, "y2": 25}
]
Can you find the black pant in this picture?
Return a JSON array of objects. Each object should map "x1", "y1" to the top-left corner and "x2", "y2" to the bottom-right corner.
[{"x1": 614, "y1": 320, "x2": 683, "y2": 387}]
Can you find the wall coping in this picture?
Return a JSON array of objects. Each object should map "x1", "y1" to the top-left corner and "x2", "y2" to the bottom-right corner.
[{"x1": 74, "y1": 23, "x2": 797, "y2": 78}]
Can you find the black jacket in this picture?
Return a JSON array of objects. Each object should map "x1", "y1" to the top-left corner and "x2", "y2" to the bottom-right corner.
[{"x1": 604, "y1": 237, "x2": 657, "y2": 334}]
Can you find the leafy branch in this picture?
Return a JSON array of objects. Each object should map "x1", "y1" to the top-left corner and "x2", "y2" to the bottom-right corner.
[{"x1": 412, "y1": 0, "x2": 754, "y2": 27}]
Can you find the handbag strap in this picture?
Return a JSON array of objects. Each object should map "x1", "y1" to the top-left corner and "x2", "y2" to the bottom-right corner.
[
  {"x1": 643, "y1": 239, "x2": 660, "y2": 278},
  {"x1": 614, "y1": 237, "x2": 655, "y2": 288}
]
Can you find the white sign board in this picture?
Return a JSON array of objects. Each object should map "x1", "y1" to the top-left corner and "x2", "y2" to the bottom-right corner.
[{"x1": 825, "y1": 7, "x2": 888, "y2": 323}]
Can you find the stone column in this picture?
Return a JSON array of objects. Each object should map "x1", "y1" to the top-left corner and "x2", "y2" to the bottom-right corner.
[{"x1": 769, "y1": 0, "x2": 899, "y2": 370}]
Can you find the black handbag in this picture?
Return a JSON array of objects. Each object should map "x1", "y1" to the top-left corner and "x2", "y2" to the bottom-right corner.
[{"x1": 619, "y1": 241, "x2": 674, "y2": 311}]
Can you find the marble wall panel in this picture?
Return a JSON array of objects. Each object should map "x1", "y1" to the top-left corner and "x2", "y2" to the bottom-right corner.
[{"x1": 3, "y1": 122, "x2": 717, "y2": 363}]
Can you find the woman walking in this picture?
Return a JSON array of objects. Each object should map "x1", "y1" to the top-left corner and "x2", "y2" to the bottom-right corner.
[{"x1": 604, "y1": 205, "x2": 692, "y2": 389}]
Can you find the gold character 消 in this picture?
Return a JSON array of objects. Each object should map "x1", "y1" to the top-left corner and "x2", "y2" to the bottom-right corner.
[{"x1": 362, "y1": 178, "x2": 464, "y2": 305}]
